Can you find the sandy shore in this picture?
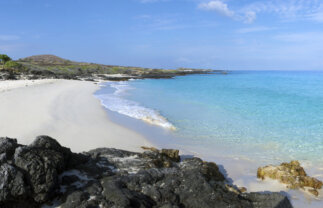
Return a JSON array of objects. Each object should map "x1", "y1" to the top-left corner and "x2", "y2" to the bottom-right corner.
[
  {"x1": 0, "y1": 79, "x2": 151, "y2": 152},
  {"x1": 0, "y1": 79, "x2": 322, "y2": 208}
]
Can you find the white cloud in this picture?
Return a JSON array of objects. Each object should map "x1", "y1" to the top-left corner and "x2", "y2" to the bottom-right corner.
[
  {"x1": 134, "y1": 13, "x2": 218, "y2": 31},
  {"x1": 237, "y1": 26, "x2": 273, "y2": 34},
  {"x1": 309, "y1": 12, "x2": 323, "y2": 22},
  {"x1": 242, "y1": 0, "x2": 323, "y2": 22},
  {"x1": 275, "y1": 32, "x2": 323, "y2": 42},
  {"x1": 198, "y1": 1, "x2": 234, "y2": 17},
  {"x1": 0, "y1": 35, "x2": 20, "y2": 41},
  {"x1": 198, "y1": 1, "x2": 257, "y2": 23},
  {"x1": 307, "y1": 4, "x2": 323, "y2": 22},
  {"x1": 197, "y1": 0, "x2": 323, "y2": 24},
  {"x1": 243, "y1": 11, "x2": 256, "y2": 23}
]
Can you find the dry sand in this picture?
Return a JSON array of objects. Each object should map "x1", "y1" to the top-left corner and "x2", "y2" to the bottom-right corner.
[{"x1": 0, "y1": 79, "x2": 151, "y2": 152}]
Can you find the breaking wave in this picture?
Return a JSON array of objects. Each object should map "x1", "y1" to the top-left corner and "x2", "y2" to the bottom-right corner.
[{"x1": 95, "y1": 81, "x2": 176, "y2": 130}]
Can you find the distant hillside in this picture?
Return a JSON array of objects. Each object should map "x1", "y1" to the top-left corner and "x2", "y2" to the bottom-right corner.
[
  {"x1": 11, "y1": 54, "x2": 217, "y2": 81},
  {"x1": 19, "y1": 55, "x2": 74, "y2": 65}
]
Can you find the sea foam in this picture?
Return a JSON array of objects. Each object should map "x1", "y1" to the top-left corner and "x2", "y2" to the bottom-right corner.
[{"x1": 95, "y1": 81, "x2": 176, "y2": 130}]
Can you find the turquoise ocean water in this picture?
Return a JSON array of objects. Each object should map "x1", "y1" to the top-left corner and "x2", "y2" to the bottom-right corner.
[{"x1": 95, "y1": 71, "x2": 323, "y2": 167}]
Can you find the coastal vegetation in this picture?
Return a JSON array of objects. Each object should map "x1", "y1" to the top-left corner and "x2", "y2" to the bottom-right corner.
[
  {"x1": 0, "y1": 54, "x2": 220, "y2": 81},
  {"x1": 0, "y1": 54, "x2": 12, "y2": 69},
  {"x1": 4, "y1": 61, "x2": 22, "y2": 71}
]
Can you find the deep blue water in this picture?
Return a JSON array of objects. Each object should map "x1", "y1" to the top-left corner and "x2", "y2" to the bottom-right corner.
[{"x1": 95, "y1": 71, "x2": 323, "y2": 165}]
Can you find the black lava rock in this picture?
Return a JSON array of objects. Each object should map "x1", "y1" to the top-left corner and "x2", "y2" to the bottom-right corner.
[{"x1": 0, "y1": 136, "x2": 293, "y2": 208}]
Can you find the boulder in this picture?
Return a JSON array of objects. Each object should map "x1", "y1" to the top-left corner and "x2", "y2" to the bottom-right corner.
[
  {"x1": 141, "y1": 146, "x2": 159, "y2": 152},
  {"x1": 257, "y1": 160, "x2": 323, "y2": 196},
  {"x1": 201, "y1": 161, "x2": 225, "y2": 181},
  {"x1": 161, "y1": 149, "x2": 180, "y2": 162},
  {"x1": 13, "y1": 136, "x2": 73, "y2": 203},
  {"x1": 30, "y1": 135, "x2": 72, "y2": 161},
  {"x1": 0, "y1": 137, "x2": 18, "y2": 160},
  {"x1": 239, "y1": 187, "x2": 247, "y2": 193},
  {"x1": 0, "y1": 164, "x2": 29, "y2": 202},
  {"x1": 141, "y1": 147, "x2": 180, "y2": 168},
  {"x1": 14, "y1": 146, "x2": 65, "y2": 202}
]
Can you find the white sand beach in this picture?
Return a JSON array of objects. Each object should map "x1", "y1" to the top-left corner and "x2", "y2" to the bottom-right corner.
[
  {"x1": 0, "y1": 79, "x2": 151, "y2": 152},
  {"x1": 0, "y1": 79, "x2": 321, "y2": 208}
]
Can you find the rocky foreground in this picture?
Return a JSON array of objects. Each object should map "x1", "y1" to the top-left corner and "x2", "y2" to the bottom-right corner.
[{"x1": 0, "y1": 136, "x2": 292, "y2": 208}]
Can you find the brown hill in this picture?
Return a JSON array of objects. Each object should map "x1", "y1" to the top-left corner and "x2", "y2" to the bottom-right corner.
[{"x1": 19, "y1": 55, "x2": 73, "y2": 65}]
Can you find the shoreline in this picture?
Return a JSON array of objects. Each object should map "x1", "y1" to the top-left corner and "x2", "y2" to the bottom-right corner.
[
  {"x1": 95, "y1": 80, "x2": 323, "y2": 208},
  {"x1": 109, "y1": 115, "x2": 323, "y2": 208},
  {"x1": 0, "y1": 79, "x2": 152, "y2": 153},
  {"x1": 0, "y1": 78, "x2": 322, "y2": 207}
]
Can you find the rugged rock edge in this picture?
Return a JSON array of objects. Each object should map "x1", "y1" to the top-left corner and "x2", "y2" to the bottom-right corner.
[
  {"x1": 257, "y1": 160, "x2": 323, "y2": 197},
  {"x1": 0, "y1": 136, "x2": 292, "y2": 208}
]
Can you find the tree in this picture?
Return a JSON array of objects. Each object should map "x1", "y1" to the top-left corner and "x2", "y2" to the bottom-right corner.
[
  {"x1": 4, "y1": 60, "x2": 21, "y2": 70},
  {"x1": 0, "y1": 54, "x2": 12, "y2": 69}
]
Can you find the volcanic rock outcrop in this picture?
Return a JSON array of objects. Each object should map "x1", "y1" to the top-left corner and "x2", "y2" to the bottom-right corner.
[{"x1": 0, "y1": 136, "x2": 293, "y2": 208}]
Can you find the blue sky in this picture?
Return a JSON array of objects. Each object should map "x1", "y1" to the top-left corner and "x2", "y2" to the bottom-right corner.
[{"x1": 1, "y1": 0, "x2": 323, "y2": 70}]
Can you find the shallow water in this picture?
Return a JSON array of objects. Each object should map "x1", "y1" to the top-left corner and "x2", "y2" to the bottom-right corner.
[
  {"x1": 96, "y1": 71, "x2": 323, "y2": 166},
  {"x1": 94, "y1": 71, "x2": 323, "y2": 207}
]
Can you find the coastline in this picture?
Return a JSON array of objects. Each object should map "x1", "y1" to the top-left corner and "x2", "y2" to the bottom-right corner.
[
  {"x1": 0, "y1": 79, "x2": 152, "y2": 153},
  {"x1": 0, "y1": 78, "x2": 322, "y2": 207},
  {"x1": 94, "y1": 79, "x2": 323, "y2": 208},
  {"x1": 107, "y1": 112, "x2": 323, "y2": 208}
]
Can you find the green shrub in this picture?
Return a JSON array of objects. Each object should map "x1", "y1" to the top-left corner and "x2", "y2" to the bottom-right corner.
[
  {"x1": 0, "y1": 54, "x2": 12, "y2": 69},
  {"x1": 4, "y1": 61, "x2": 22, "y2": 70}
]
